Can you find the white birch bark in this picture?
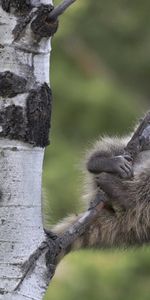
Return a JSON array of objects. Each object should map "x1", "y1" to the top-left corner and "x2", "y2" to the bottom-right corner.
[{"x1": 0, "y1": 1, "x2": 53, "y2": 299}]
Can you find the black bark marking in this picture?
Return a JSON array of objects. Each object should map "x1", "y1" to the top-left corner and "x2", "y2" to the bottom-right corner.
[
  {"x1": 0, "y1": 0, "x2": 10, "y2": 12},
  {"x1": 0, "y1": 105, "x2": 27, "y2": 141},
  {"x1": 0, "y1": 71, "x2": 27, "y2": 98},
  {"x1": 0, "y1": 0, "x2": 32, "y2": 14},
  {"x1": 1, "y1": 218, "x2": 6, "y2": 224},
  {"x1": 31, "y1": 5, "x2": 58, "y2": 39},
  {"x1": 0, "y1": 190, "x2": 3, "y2": 202},
  {"x1": 13, "y1": 11, "x2": 35, "y2": 41},
  {"x1": 0, "y1": 289, "x2": 5, "y2": 295},
  {"x1": 0, "y1": 83, "x2": 52, "y2": 146},
  {"x1": 26, "y1": 83, "x2": 52, "y2": 147}
]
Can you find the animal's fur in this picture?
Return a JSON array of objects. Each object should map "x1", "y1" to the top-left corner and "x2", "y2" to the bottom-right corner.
[{"x1": 52, "y1": 134, "x2": 150, "y2": 253}]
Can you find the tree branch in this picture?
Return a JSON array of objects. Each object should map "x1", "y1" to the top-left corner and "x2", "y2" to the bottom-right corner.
[
  {"x1": 49, "y1": 0, "x2": 77, "y2": 20},
  {"x1": 31, "y1": 0, "x2": 77, "y2": 39}
]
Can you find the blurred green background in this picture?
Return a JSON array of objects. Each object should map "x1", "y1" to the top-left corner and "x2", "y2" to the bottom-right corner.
[{"x1": 44, "y1": 0, "x2": 150, "y2": 299}]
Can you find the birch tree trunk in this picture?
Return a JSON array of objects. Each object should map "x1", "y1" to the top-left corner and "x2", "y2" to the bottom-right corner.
[{"x1": 0, "y1": 1, "x2": 56, "y2": 299}]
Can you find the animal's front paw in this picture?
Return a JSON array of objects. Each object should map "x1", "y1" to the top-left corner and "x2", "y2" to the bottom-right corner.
[{"x1": 110, "y1": 155, "x2": 133, "y2": 179}]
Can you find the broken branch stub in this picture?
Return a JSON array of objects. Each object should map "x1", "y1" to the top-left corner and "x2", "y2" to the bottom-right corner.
[{"x1": 31, "y1": 4, "x2": 58, "y2": 39}]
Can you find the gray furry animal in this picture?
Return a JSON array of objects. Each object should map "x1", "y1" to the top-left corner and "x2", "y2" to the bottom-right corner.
[{"x1": 52, "y1": 131, "x2": 150, "y2": 253}]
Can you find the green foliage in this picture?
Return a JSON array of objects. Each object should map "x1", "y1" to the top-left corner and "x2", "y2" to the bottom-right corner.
[{"x1": 45, "y1": 248, "x2": 150, "y2": 300}]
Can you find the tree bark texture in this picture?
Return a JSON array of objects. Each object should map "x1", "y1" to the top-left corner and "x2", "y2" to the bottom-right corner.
[{"x1": 0, "y1": 1, "x2": 54, "y2": 299}]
